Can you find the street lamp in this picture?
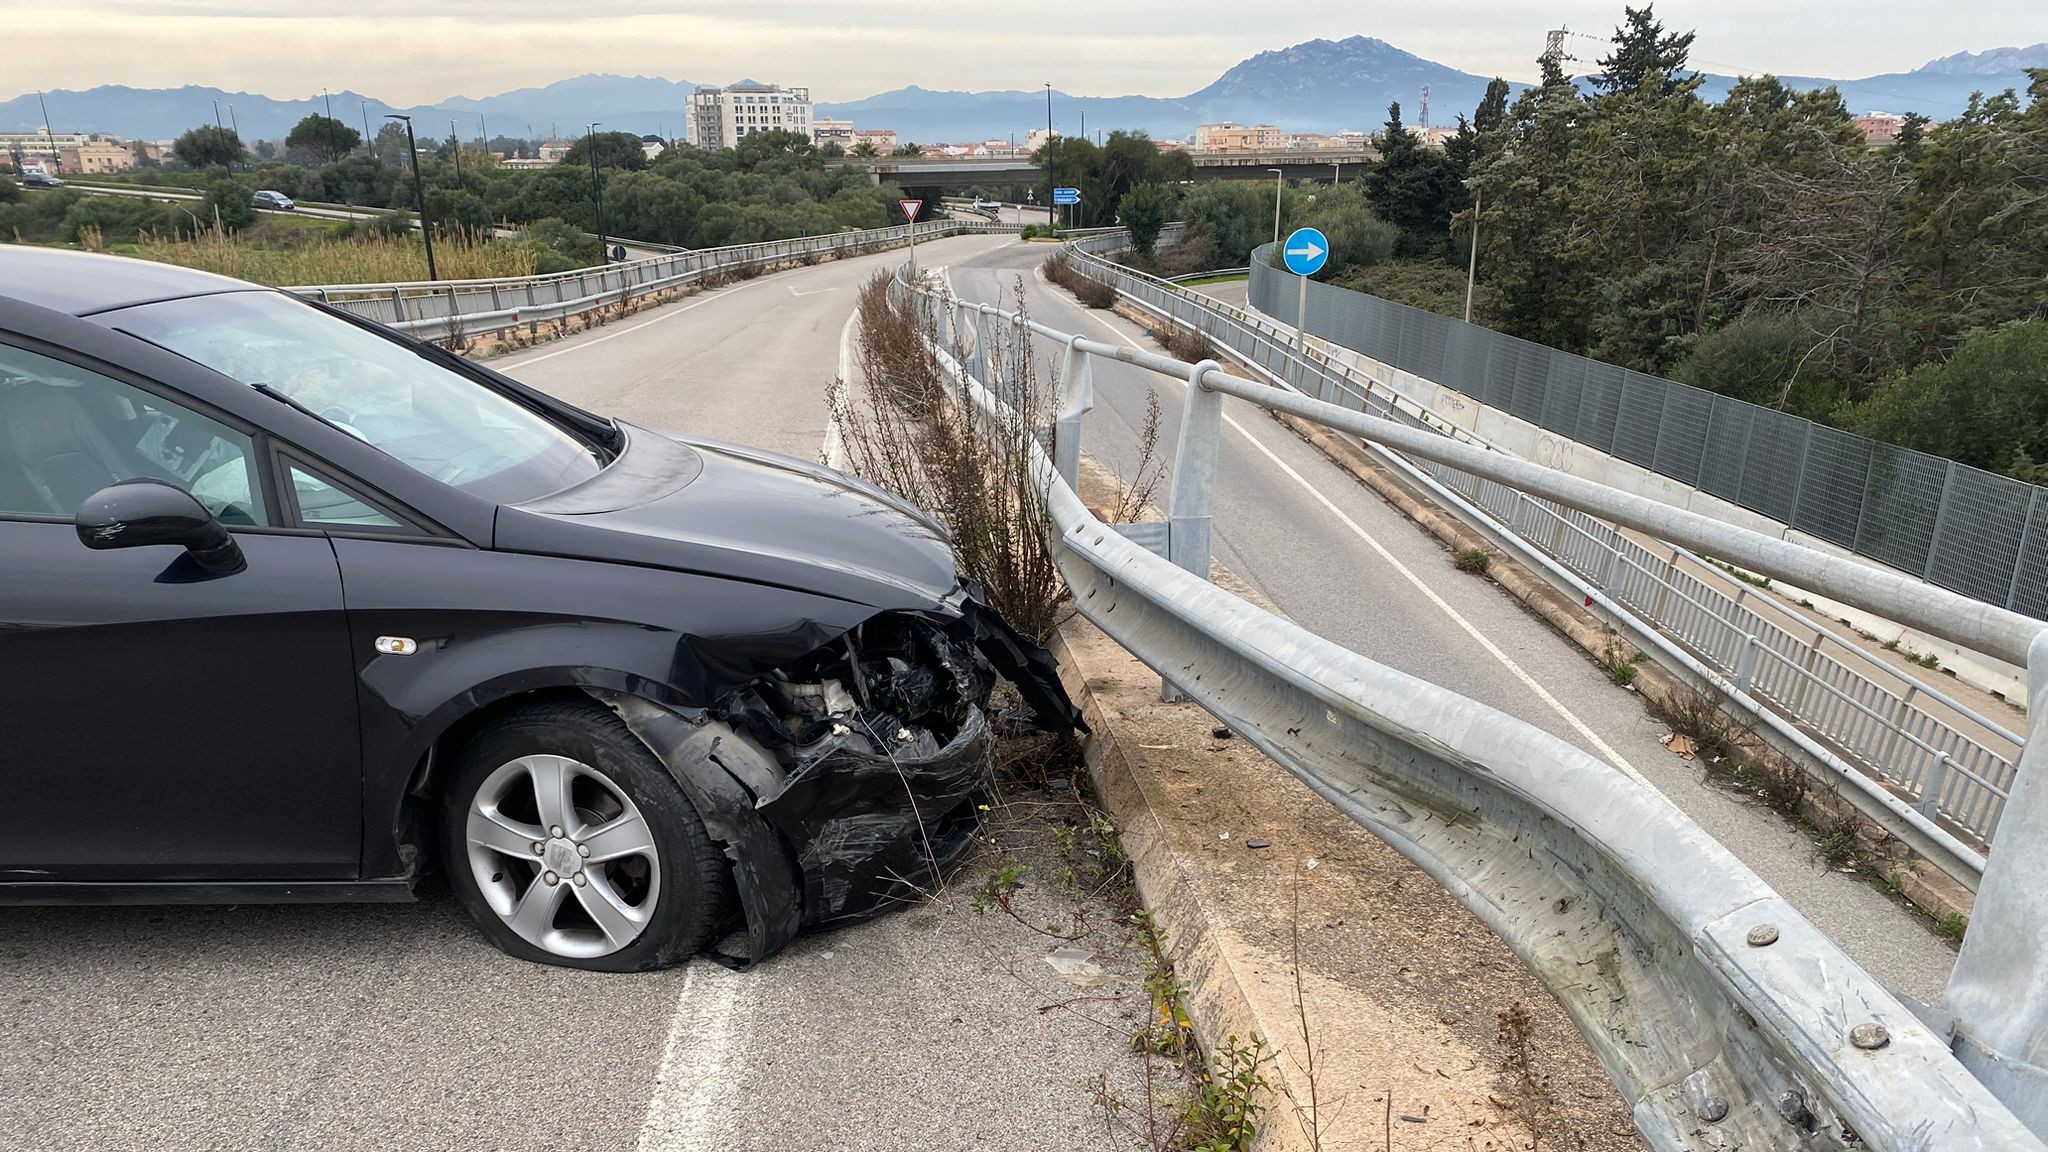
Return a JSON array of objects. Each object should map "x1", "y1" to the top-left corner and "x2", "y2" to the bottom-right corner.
[
  {"x1": 1268, "y1": 168, "x2": 1284, "y2": 245},
  {"x1": 586, "y1": 123, "x2": 610, "y2": 263},
  {"x1": 1044, "y1": 83, "x2": 1054, "y2": 229},
  {"x1": 384, "y1": 114, "x2": 437, "y2": 281}
]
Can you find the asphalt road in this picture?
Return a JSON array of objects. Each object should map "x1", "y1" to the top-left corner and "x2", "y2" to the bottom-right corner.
[
  {"x1": 1, "y1": 233, "x2": 1161, "y2": 1152},
  {"x1": 940, "y1": 242, "x2": 1962, "y2": 1004}
]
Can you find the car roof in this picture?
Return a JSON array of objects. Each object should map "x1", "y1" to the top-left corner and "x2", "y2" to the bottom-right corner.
[{"x1": 0, "y1": 246, "x2": 263, "y2": 316}]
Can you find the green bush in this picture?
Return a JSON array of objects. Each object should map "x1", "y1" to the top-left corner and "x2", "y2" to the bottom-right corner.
[
  {"x1": 0, "y1": 176, "x2": 18, "y2": 204},
  {"x1": 1672, "y1": 312, "x2": 1841, "y2": 417},
  {"x1": 204, "y1": 178, "x2": 256, "y2": 230}
]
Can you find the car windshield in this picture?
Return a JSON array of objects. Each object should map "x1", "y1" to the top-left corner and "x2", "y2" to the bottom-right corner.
[{"x1": 109, "y1": 290, "x2": 603, "y2": 504}]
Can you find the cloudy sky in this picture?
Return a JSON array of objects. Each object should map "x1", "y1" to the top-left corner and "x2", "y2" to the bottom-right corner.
[{"x1": 5, "y1": 0, "x2": 2043, "y2": 103}]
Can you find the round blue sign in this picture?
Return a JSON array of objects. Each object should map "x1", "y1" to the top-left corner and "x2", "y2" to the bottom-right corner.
[{"x1": 1282, "y1": 226, "x2": 1330, "y2": 276}]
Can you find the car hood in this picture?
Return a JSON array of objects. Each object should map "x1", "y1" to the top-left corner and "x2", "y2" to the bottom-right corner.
[{"x1": 493, "y1": 421, "x2": 963, "y2": 611}]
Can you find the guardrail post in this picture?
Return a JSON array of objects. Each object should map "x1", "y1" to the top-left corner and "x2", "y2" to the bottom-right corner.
[
  {"x1": 974, "y1": 305, "x2": 994, "y2": 390},
  {"x1": 1731, "y1": 634, "x2": 1759, "y2": 696},
  {"x1": 1167, "y1": 359, "x2": 1224, "y2": 582},
  {"x1": 1052, "y1": 336, "x2": 1094, "y2": 491},
  {"x1": 1916, "y1": 751, "x2": 1953, "y2": 819},
  {"x1": 1945, "y1": 630, "x2": 2048, "y2": 1131}
]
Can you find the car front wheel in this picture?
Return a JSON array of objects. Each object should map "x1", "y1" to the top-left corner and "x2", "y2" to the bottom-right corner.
[{"x1": 441, "y1": 700, "x2": 730, "y2": 970}]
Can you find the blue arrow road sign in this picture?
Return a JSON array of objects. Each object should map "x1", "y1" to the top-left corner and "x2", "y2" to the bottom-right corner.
[
  {"x1": 1053, "y1": 186, "x2": 1081, "y2": 205},
  {"x1": 1282, "y1": 226, "x2": 1329, "y2": 276}
]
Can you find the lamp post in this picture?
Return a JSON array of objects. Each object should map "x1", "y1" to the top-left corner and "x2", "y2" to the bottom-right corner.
[
  {"x1": 384, "y1": 114, "x2": 437, "y2": 281},
  {"x1": 1268, "y1": 167, "x2": 1284, "y2": 245},
  {"x1": 360, "y1": 101, "x2": 374, "y2": 160},
  {"x1": 1044, "y1": 83, "x2": 1054, "y2": 229},
  {"x1": 586, "y1": 123, "x2": 609, "y2": 263},
  {"x1": 1463, "y1": 190, "x2": 1482, "y2": 324}
]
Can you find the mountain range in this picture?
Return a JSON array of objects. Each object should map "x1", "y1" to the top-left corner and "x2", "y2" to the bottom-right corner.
[{"x1": 3, "y1": 37, "x2": 2042, "y2": 145}]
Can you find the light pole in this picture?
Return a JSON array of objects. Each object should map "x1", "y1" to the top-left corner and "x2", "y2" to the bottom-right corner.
[
  {"x1": 360, "y1": 101, "x2": 374, "y2": 160},
  {"x1": 449, "y1": 121, "x2": 461, "y2": 176},
  {"x1": 1463, "y1": 191, "x2": 1482, "y2": 324},
  {"x1": 1044, "y1": 82, "x2": 1054, "y2": 229},
  {"x1": 586, "y1": 123, "x2": 609, "y2": 263},
  {"x1": 385, "y1": 114, "x2": 437, "y2": 281},
  {"x1": 1268, "y1": 168, "x2": 1284, "y2": 245},
  {"x1": 322, "y1": 87, "x2": 333, "y2": 119}
]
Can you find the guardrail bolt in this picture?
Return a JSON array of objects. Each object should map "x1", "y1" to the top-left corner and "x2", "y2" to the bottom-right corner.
[
  {"x1": 1697, "y1": 1096, "x2": 1729, "y2": 1123},
  {"x1": 1848, "y1": 1023, "x2": 1890, "y2": 1050},
  {"x1": 1775, "y1": 1089, "x2": 1816, "y2": 1132},
  {"x1": 1746, "y1": 923, "x2": 1780, "y2": 947}
]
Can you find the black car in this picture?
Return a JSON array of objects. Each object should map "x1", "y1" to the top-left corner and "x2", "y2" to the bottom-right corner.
[
  {"x1": 20, "y1": 170, "x2": 64, "y2": 188},
  {"x1": 0, "y1": 247, "x2": 1078, "y2": 970}
]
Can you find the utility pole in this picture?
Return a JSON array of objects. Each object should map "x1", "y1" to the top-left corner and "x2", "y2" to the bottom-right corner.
[
  {"x1": 213, "y1": 99, "x2": 224, "y2": 131},
  {"x1": 1419, "y1": 85, "x2": 1430, "y2": 133},
  {"x1": 36, "y1": 91, "x2": 55, "y2": 173},
  {"x1": 1044, "y1": 83, "x2": 1054, "y2": 229},
  {"x1": 479, "y1": 114, "x2": 488, "y2": 158},
  {"x1": 1464, "y1": 191, "x2": 1481, "y2": 323},
  {"x1": 385, "y1": 114, "x2": 437, "y2": 281},
  {"x1": 360, "y1": 101, "x2": 374, "y2": 159},
  {"x1": 1268, "y1": 168, "x2": 1284, "y2": 245},
  {"x1": 322, "y1": 87, "x2": 333, "y2": 119},
  {"x1": 449, "y1": 121, "x2": 461, "y2": 175},
  {"x1": 587, "y1": 123, "x2": 609, "y2": 262}
]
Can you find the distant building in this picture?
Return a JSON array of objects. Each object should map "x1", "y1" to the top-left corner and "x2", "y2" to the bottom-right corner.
[
  {"x1": 853, "y1": 128, "x2": 898, "y2": 152},
  {"x1": 1288, "y1": 133, "x2": 1343, "y2": 151},
  {"x1": 688, "y1": 82, "x2": 814, "y2": 149},
  {"x1": 1334, "y1": 130, "x2": 1370, "y2": 150},
  {"x1": 2, "y1": 130, "x2": 94, "y2": 172},
  {"x1": 642, "y1": 139, "x2": 666, "y2": 162},
  {"x1": 1856, "y1": 111, "x2": 1907, "y2": 146},
  {"x1": 1416, "y1": 125, "x2": 1459, "y2": 150},
  {"x1": 1195, "y1": 122, "x2": 1289, "y2": 152},
  {"x1": 500, "y1": 157, "x2": 554, "y2": 169},
  {"x1": 813, "y1": 117, "x2": 855, "y2": 148},
  {"x1": 59, "y1": 140, "x2": 136, "y2": 173},
  {"x1": 1025, "y1": 127, "x2": 1058, "y2": 153}
]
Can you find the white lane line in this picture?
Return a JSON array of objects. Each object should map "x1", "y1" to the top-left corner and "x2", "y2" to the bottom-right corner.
[
  {"x1": 635, "y1": 962, "x2": 750, "y2": 1152},
  {"x1": 821, "y1": 307, "x2": 857, "y2": 469},
  {"x1": 501, "y1": 282, "x2": 754, "y2": 369},
  {"x1": 787, "y1": 285, "x2": 835, "y2": 297},
  {"x1": 1066, "y1": 304, "x2": 1656, "y2": 788}
]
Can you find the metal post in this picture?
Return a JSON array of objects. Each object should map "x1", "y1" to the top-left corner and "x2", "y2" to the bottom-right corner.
[
  {"x1": 1464, "y1": 191, "x2": 1481, "y2": 324},
  {"x1": 1268, "y1": 168, "x2": 1283, "y2": 245},
  {"x1": 1732, "y1": 634, "x2": 1759, "y2": 696},
  {"x1": 1053, "y1": 337, "x2": 1094, "y2": 491},
  {"x1": 1916, "y1": 751, "x2": 1953, "y2": 819},
  {"x1": 1167, "y1": 359, "x2": 1224, "y2": 582},
  {"x1": 386, "y1": 115, "x2": 436, "y2": 281},
  {"x1": 1945, "y1": 631, "x2": 2048, "y2": 1130}
]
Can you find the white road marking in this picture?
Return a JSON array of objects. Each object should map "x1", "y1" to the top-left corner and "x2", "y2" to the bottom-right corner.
[
  {"x1": 822, "y1": 307, "x2": 857, "y2": 469},
  {"x1": 1064, "y1": 300, "x2": 1656, "y2": 789},
  {"x1": 787, "y1": 285, "x2": 835, "y2": 297},
  {"x1": 635, "y1": 962, "x2": 750, "y2": 1152},
  {"x1": 500, "y1": 282, "x2": 754, "y2": 369}
]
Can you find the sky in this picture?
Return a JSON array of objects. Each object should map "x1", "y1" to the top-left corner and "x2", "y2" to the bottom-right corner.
[{"x1": 4, "y1": 0, "x2": 2044, "y2": 105}]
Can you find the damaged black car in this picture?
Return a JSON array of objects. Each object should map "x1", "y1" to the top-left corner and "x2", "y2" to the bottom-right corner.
[{"x1": 0, "y1": 247, "x2": 1080, "y2": 970}]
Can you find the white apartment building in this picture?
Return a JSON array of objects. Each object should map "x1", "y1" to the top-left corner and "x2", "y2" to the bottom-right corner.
[
  {"x1": 688, "y1": 82, "x2": 813, "y2": 149},
  {"x1": 812, "y1": 117, "x2": 855, "y2": 147},
  {"x1": 1194, "y1": 122, "x2": 1290, "y2": 152}
]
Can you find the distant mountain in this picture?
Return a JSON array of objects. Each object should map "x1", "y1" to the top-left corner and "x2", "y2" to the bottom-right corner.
[
  {"x1": 0, "y1": 74, "x2": 699, "y2": 142},
  {"x1": 4, "y1": 39, "x2": 2041, "y2": 146}
]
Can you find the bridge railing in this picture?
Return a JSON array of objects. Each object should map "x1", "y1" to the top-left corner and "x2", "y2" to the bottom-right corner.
[
  {"x1": 287, "y1": 218, "x2": 1017, "y2": 341},
  {"x1": 1059, "y1": 231, "x2": 2023, "y2": 870},
  {"x1": 892, "y1": 259, "x2": 2045, "y2": 1150}
]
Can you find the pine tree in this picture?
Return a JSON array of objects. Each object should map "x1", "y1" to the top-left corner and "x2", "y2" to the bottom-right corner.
[{"x1": 1592, "y1": 5, "x2": 1697, "y2": 96}]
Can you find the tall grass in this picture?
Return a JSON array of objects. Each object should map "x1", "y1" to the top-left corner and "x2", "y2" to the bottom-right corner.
[{"x1": 130, "y1": 226, "x2": 535, "y2": 285}]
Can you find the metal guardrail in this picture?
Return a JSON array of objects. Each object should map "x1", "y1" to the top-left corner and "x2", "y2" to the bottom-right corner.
[
  {"x1": 1246, "y1": 247, "x2": 2048, "y2": 622},
  {"x1": 893, "y1": 264, "x2": 2045, "y2": 1149},
  {"x1": 1059, "y1": 233, "x2": 2026, "y2": 864},
  {"x1": 288, "y1": 219, "x2": 1018, "y2": 341},
  {"x1": 1164, "y1": 267, "x2": 1249, "y2": 283}
]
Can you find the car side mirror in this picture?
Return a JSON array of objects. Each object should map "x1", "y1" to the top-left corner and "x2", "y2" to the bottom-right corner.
[{"x1": 75, "y1": 479, "x2": 246, "y2": 576}]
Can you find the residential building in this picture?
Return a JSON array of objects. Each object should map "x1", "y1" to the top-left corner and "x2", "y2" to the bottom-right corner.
[
  {"x1": 1194, "y1": 122, "x2": 1289, "y2": 152},
  {"x1": 813, "y1": 117, "x2": 856, "y2": 148},
  {"x1": 1288, "y1": 133, "x2": 1343, "y2": 151},
  {"x1": 687, "y1": 82, "x2": 813, "y2": 149},
  {"x1": 1025, "y1": 127, "x2": 1058, "y2": 153},
  {"x1": 2, "y1": 130, "x2": 92, "y2": 171},
  {"x1": 1856, "y1": 111, "x2": 1907, "y2": 146},
  {"x1": 537, "y1": 140, "x2": 574, "y2": 163},
  {"x1": 59, "y1": 140, "x2": 137, "y2": 174},
  {"x1": 853, "y1": 128, "x2": 897, "y2": 153},
  {"x1": 642, "y1": 138, "x2": 666, "y2": 162}
]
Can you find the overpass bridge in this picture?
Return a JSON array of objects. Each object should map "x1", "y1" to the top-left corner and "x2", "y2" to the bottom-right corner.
[{"x1": 832, "y1": 149, "x2": 1377, "y2": 189}]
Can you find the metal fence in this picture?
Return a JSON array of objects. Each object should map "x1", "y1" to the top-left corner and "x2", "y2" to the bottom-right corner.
[
  {"x1": 290, "y1": 219, "x2": 1018, "y2": 341},
  {"x1": 900, "y1": 265, "x2": 2044, "y2": 1149},
  {"x1": 1246, "y1": 250, "x2": 2048, "y2": 621},
  {"x1": 1060, "y1": 233, "x2": 2020, "y2": 864}
]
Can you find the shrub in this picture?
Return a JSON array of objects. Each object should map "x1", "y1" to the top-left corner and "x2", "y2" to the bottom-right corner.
[
  {"x1": 203, "y1": 178, "x2": 256, "y2": 230},
  {"x1": 1163, "y1": 322, "x2": 1211, "y2": 362},
  {"x1": 1454, "y1": 546, "x2": 1491, "y2": 574}
]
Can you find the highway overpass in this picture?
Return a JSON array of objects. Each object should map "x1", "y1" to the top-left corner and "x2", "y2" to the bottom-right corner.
[{"x1": 832, "y1": 149, "x2": 1377, "y2": 189}]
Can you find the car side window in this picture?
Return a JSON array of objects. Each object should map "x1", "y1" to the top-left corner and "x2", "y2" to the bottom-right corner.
[
  {"x1": 0, "y1": 342, "x2": 268, "y2": 525},
  {"x1": 286, "y1": 463, "x2": 418, "y2": 534}
]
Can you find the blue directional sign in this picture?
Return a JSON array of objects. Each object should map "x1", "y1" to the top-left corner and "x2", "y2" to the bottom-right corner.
[
  {"x1": 1053, "y1": 186, "x2": 1081, "y2": 206},
  {"x1": 1282, "y1": 226, "x2": 1329, "y2": 276}
]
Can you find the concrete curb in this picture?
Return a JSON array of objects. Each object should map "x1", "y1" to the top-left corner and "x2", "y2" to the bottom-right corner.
[{"x1": 1272, "y1": 410, "x2": 1976, "y2": 932}]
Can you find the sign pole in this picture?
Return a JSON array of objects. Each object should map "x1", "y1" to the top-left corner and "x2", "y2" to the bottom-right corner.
[
  {"x1": 1279, "y1": 226, "x2": 1330, "y2": 386},
  {"x1": 899, "y1": 198, "x2": 924, "y2": 277}
]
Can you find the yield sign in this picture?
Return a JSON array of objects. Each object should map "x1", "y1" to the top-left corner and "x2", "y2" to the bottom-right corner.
[{"x1": 899, "y1": 198, "x2": 923, "y2": 222}]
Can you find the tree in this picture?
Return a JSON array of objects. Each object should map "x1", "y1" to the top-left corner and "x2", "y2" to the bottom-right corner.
[
  {"x1": 1118, "y1": 182, "x2": 1173, "y2": 256},
  {"x1": 849, "y1": 141, "x2": 879, "y2": 158},
  {"x1": 1839, "y1": 321, "x2": 2048, "y2": 475},
  {"x1": 1672, "y1": 312, "x2": 1838, "y2": 415},
  {"x1": 1466, "y1": 59, "x2": 1591, "y2": 350},
  {"x1": 819, "y1": 140, "x2": 845, "y2": 158},
  {"x1": 0, "y1": 175, "x2": 17, "y2": 204},
  {"x1": 372, "y1": 121, "x2": 411, "y2": 163},
  {"x1": 892, "y1": 142, "x2": 923, "y2": 157},
  {"x1": 1364, "y1": 102, "x2": 1458, "y2": 257},
  {"x1": 1592, "y1": 4, "x2": 1696, "y2": 96},
  {"x1": 203, "y1": 178, "x2": 255, "y2": 230},
  {"x1": 425, "y1": 187, "x2": 489, "y2": 235},
  {"x1": 561, "y1": 130, "x2": 648, "y2": 172},
  {"x1": 174, "y1": 124, "x2": 245, "y2": 170}
]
